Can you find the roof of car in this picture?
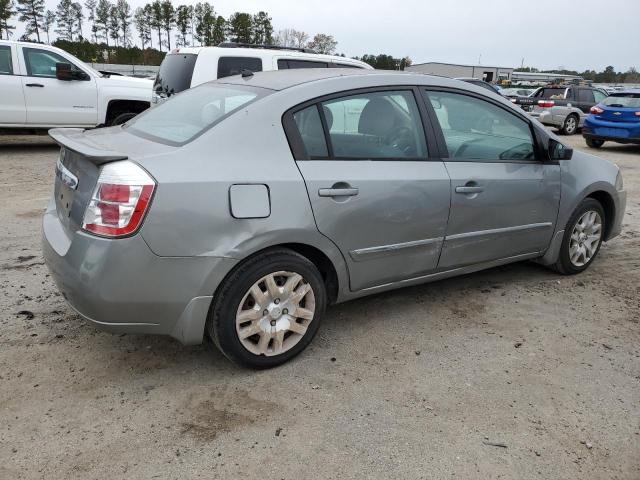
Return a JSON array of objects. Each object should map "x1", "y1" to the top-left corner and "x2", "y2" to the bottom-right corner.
[
  {"x1": 613, "y1": 88, "x2": 640, "y2": 94},
  {"x1": 215, "y1": 68, "x2": 456, "y2": 91}
]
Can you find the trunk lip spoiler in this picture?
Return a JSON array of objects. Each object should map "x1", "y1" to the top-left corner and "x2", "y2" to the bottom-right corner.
[{"x1": 48, "y1": 128, "x2": 128, "y2": 165}]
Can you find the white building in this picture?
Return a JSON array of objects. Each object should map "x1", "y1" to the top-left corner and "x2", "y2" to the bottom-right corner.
[{"x1": 405, "y1": 62, "x2": 513, "y2": 82}]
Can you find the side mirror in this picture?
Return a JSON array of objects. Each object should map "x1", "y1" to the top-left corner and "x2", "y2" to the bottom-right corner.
[
  {"x1": 55, "y1": 62, "x2": 73, "y2": 81},
  {"x1": 549, "y1": 139, "x2": 573, "y2": 161}
]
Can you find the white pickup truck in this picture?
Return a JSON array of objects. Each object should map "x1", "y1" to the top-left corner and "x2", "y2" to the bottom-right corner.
[{"x1": 0, "y1": 41, "x2": 152, "y2": 130}]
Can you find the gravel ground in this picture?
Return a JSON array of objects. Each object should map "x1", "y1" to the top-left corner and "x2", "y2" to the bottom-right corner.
[{"x1": 0, "y1": 132, "x2": 638, "y2": 480}]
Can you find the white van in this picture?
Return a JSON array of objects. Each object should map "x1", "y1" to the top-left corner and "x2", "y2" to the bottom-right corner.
[{"x1": 151, "y1": 42, "x2": 372, "y2": 104}]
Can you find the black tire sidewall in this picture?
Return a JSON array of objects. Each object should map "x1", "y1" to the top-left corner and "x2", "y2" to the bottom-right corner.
[
  {"x1": 586, "y1": 138, "x2": 604, "y2": 148},
  {"x1": 208, "y1": 250, "x2": 326, "y2": 369},
  {"x1": 557, "y1": 199, "x2": 605, "y2": 274},
  {"x1": 110, "y1": 112, "x2": 137, "y2": 126}
]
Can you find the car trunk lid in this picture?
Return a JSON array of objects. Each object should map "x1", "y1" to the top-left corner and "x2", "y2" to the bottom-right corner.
[{"x1": 50, "y1": 127, "x2": 174, "y2": 233}]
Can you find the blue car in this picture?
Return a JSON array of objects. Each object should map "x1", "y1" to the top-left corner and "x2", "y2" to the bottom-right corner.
[{"x1": 583, "y1": 89, "x2": 640, "y2": 148}]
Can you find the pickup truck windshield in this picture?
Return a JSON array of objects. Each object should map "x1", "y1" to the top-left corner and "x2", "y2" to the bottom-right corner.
[{"x1": 127, "y1": 84, "x2": 268, "y2": 145}]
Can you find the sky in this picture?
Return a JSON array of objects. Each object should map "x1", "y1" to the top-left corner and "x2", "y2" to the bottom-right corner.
[{"x1": 38, "y1": 0, "x2": 640, "y2": 72}]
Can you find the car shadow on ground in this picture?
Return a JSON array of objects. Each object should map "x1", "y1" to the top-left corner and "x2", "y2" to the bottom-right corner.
[{"x1": 88, "y1": 259, "x2": 557, "y2": 378}]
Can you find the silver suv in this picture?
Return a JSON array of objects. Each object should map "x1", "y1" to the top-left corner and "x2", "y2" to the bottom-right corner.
[{"x1": 44, "y1": 69, "x2": 626, "y2": 368}]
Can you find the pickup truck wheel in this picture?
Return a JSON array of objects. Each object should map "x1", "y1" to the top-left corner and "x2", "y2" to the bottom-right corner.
[
  {"x1": 110, "y1": 112, "x2": 138, "y2": 126},
  {"x1": 586, "y1": 138, "x2": 605, "y2": 148},
  {"x1": 560, "y1": 114, "x2": 579, "y2": 135}
]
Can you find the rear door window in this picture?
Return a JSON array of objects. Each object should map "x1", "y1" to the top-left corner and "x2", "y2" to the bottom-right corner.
[
  {"x1": 320, "y1": 90, "x2": 427, "y2": 159},
  {"x1": 217, "y1": 57, "x2": 262, "y2": 79},
  {"x1": 577, "y1": 89, "x2": 595, "y2": 103},
  {"x1": 0, "y1": 45, "x2": 13, "y2": 74},
  {"x1": 292, "y1": 106, "x2": 328, "y2": 157},
  {"x1": 154, "y1": 53, "x2": 197, "y2": 97},
  {"x1": 277, "y1": 59, "x2": 329, "y2": 69}
]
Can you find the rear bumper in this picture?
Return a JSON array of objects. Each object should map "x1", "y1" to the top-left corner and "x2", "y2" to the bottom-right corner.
[
  {"x1": 583, "y1": 119, "x2": 640, "y2": 144},
  {"x1": 582, "y1": 132, "x2": 640, "y2": 144},
  {"x1": 42, "y1": 202, "x2": 238, "y2": 344}
]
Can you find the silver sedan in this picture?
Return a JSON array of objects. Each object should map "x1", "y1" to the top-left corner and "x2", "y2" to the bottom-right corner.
[{"x1": 43, "y1": 69, "x2": 626, "y2": 368}]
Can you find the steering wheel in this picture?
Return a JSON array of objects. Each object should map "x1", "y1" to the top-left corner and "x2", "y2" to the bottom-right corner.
[{"x1": 386, "y1": 125, "x2": 416, "y2": 156}]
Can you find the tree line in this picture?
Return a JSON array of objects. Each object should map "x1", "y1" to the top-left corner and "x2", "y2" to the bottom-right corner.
[
  {"x1": 515, "y1": 66, "x2": 640, "y2": 84},
  {"x1": 0, "y1": 0, "x2": 347, "y2": 56}
]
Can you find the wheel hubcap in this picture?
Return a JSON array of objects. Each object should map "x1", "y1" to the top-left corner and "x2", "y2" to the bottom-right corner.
[
  {"x1": 236, "y1": 271, "x2": 315, "y2": 356},
  {"x1": 569, "y1": 210, "x2": 602, "y2": 267},
  {"x1": 566, "y1": 117, "x2": 576, "y2": 132}
]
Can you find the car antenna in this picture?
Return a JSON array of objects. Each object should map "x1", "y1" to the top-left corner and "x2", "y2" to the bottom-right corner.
[{"x1": 241, "y1": 69, "x2": 254, "y2": 78}]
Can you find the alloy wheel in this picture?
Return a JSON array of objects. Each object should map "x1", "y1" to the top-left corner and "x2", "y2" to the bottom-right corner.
[
  {"x1": 235, "y1": 271, "x2": 316, "y2": 356},
  {"x1": 569, "y1": 210, "x2": 602, "y2": 267}
]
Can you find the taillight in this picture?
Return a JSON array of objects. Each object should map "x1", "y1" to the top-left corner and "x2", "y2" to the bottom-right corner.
[
  {"x1": 635, "y1": 111, "x2": 640, "y2": 117},
  {"x1": 590, "y1": 106, "x2": 604, "y2": 114},
  {"x1": 82, "y1": 161, "x2": 155, "y2": 238},
  {"x1": 538, "y1": 100, "x2": 555, "y2": 108}
]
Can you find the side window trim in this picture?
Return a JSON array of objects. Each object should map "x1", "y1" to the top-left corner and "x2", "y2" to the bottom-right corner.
[
  {"x1": 420, "y1": 87, "x2": 543, "y2": 163},
  {"x1": 282, "y1": 85, "x2": 440, "y2": 162}
]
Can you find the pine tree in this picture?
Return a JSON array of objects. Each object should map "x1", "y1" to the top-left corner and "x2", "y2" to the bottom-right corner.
[
  {"x1": 174, "y1": 4, "x2": 191, "y2": 47},
  {"x1": 251, "y1": 11, "x2": 272, "y2": 45},
  {"x1": 72, "y1": 1, "x2": 83, "y2": 39},
  {"x1": 55, "y1": 0, "x2": 77, "y2": 40},
  {"x1": 94, "y1": 0, "x2": 110, "y2": 47},
  {"x1": 84, "y1": 0, "x2": 97, "y2": 42},
  {"x1": 160, "y1": 0, "x2": 173, "y2": 50},
  {"x1": 115, "y1": 0, "x2": 130, "y2": 47},
  {"x1": 133, "y1": 5, "x2": 151, "y2": 49},
  {"x1": 150, "y1": 0, "x2": 162, "y2": 51},
  {"x1": 16, "y1": 0, "x2": 45, "y2": 42},
  {"x1": 0, "y1": 0, "x2": 16, "y2": 39},
  {"x1": 211, "y1": 14, "x2": 224, "y2": 45},
  {"x1": 227, "y1": 12, "x2": 251, "y2": 44},
  {"x1": 42, "y1": 9, "x2": 54, "y2": 42},
  {"x1": 108, "y1": 3, "x2": 118, "y2": 46}
]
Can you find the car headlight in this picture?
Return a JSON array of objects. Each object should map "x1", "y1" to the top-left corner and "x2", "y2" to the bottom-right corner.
[{"x1": 615, "y1": 171, "x2": 624, "y2": 191}]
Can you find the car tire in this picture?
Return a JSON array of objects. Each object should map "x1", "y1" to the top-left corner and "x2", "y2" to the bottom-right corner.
[
  {"x1": 551, "y1": 198, "x2": 605, "y2": 275},
  {"x1": 586, "y1": 138, "x2": 605, "y2": 148},
  {"x1": 110, "y1": 112, "x2": 138, "y2": 126},
  {"x1": 560, "y1": 114, "x2": 579, "y2": 135},
  {"x1": 207, "y1": 248, "x2": 327, "y2": 369}
]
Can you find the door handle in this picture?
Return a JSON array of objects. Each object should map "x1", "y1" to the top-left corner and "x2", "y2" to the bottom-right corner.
[
  {"x1": 455, "y1": 186, "x2": 484, "y2": 194},
  {"x1": 25, "y1": 83, "x2": 44, "y2": 87},
  {"x1": 318, "y1": 187, "x2": 359, "y2": 197}
]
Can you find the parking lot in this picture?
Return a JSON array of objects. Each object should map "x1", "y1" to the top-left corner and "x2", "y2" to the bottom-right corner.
[{"x1": 0, "y1": 133, "x2": 638, "y2": 479}]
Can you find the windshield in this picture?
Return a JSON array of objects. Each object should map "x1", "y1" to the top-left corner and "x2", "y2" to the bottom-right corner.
[
  {"x1": 127, "y1": 84, "x2": 268, "y2": 145},
  {"x1": 602, "y1": 93, "x2": 640, "y2": 108},
  {"x1": 153, "y1": 53, "x2": 197, "y2": 97}
]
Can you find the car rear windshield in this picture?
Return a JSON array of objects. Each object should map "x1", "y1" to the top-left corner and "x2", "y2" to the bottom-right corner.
[
  {"x1": 127, "y1": 84, "x2": 268, "y2": 145},
  {"x1": 602, "y1": 93, "x2": 640, "y2": 108},
  {"x1": 153, "y1": 53, "x2": 197, "y2": 97},
  {"x1": 538, "y1": 88, "x2": 566, "y2": 99}
]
